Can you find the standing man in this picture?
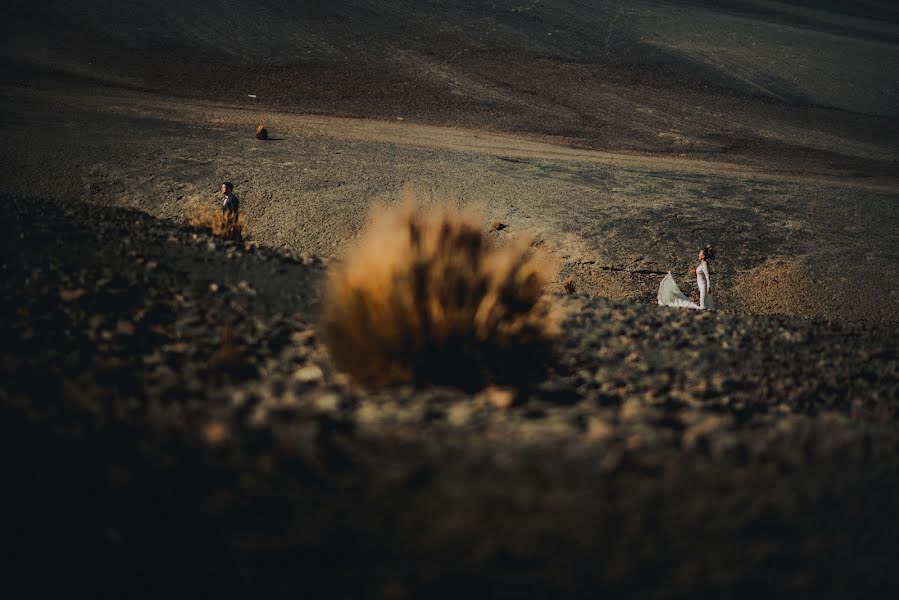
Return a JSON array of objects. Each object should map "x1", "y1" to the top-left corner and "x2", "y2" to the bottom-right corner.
[{"x1": 220, "y1": 181, "x2": 240, "y2": 216}]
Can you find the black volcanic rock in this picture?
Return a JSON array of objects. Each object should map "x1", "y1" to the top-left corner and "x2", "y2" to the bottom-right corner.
[{"x1": 2, "y1": 195, "x2": 898, "y2": 598}]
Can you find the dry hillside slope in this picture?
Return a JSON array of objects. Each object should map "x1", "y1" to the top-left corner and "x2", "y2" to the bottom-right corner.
[{"x1": 4, "y1": 0, "x2": 898, "y2": 177}]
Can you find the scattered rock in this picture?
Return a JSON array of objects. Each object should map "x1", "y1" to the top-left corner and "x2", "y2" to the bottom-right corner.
[
  {"x1": 480, "y1": 386, "x2": 516, "y2": 409},
  {"x1": 201, "y1": 421, "x2": 230, "y2": 446},
  {"x1": 59, "y1": 287, "x2": 86, "y2": 302},
  {"x1": 4, "y1": 198, "x2": 899, "y2": 599},
  {"x1": 293, "y1": 364, "x2": 324, "y2": 382}
]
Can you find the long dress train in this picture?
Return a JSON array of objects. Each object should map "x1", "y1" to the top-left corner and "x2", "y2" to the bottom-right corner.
[
  {"x1": 658, "y1": 272, "x2": 700, "y2": 309},
  {"x1": 658, "y1": 261, "x2": 715, "y2": 310}
]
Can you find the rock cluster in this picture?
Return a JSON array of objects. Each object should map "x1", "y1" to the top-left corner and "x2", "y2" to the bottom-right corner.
[{"x1": 2, "y1": 196, "x2": 898, "y2": 598}]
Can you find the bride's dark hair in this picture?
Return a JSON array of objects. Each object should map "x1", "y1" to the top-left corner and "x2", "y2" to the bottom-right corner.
[{"x1": 701, "y1": 244, "x2": 714, "y2": 260}]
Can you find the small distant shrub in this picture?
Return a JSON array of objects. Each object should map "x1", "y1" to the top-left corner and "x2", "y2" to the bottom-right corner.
[
  {"x1": 190, "y1": 205, "x2": 247, "y2": 242},
  {"x1": 322, "y1": 202, "x2": 560, "y2": 389},
  {"x1": 255, "y1": 123, "x2": 268, "y2": 140},
  {"x1": 491, "y1": 219, "x2": 506, "y2": 231},
  {"x1": 563, "y1": 276, "x2": 576, "y2": 294}
]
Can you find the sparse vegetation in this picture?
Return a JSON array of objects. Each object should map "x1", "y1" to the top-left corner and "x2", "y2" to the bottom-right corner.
[
  {"x1": 190, "y1": 204, "x2": 247, "y2": 242},
  {"x1": 322, "y1": 202, "x2": 560, "y2": 389},
  {"x1": 255, "y1": 123, "x2": 268, "y2": 140},
  {"x1": 564, "y1": 276, "x2": 576, "y2": 294}
]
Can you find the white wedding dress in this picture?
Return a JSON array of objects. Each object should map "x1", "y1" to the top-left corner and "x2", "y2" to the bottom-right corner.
[{"x1": 658, "y1": 261, "x2": 715, "y2": 310}]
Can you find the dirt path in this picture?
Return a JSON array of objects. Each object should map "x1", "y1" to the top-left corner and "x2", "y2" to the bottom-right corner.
[{"x1": 40, "y1": 87, "x2": 899, "y2": 193}]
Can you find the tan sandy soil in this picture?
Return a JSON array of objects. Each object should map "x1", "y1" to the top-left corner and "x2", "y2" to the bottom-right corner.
[{"x1": 2, "y1": 86, "x2": 896, "y2": 323}]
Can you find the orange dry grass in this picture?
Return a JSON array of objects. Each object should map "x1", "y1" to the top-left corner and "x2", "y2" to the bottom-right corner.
[
  {"x1": 190, "y1": 206, "x2": 247, "y2": 242},
  {"x1": 322, "y1": 203, "x2": 561, "y2": 389}
]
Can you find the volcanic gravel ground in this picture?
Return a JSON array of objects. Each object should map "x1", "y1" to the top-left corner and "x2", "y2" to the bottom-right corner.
[{"x1": 3, "y1": 197, "x2": 898, "y2": 598}]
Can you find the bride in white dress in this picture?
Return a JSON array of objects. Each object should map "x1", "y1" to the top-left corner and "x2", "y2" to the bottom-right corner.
[{"x1": 658, "y1": 245, "x2": 715, "y2": 310}]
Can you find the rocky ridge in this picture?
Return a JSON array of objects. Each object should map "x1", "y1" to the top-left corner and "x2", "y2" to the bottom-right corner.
[{"x1": 2, "y1": 196, "x2": 898, "y2": 598}]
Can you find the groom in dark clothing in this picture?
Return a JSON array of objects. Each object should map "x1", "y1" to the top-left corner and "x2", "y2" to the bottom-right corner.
[{"x1": 220, "y1": 181, "x2": 240, "y2": 216}]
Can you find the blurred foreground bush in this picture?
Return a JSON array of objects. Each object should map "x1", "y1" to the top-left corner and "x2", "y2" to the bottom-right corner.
[{"x1": 322, "y1": 202, "x2": 560, "y2": 390}]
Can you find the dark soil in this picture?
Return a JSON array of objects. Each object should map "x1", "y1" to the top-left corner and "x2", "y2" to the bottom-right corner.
[
  {"x1": 5, "y1": 1, "x2": 898, "y2": 178},
  {"x1": 3, "y1": 197, "x2": 898, "y2": 598}
]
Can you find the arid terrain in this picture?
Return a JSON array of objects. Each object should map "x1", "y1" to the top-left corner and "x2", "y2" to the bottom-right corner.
[{"x1": 2, "y1": 1, "x2": 898, "y2": 598}]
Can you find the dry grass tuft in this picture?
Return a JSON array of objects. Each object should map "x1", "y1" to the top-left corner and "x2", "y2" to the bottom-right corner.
[
  {"x1": 732, "y1": 256, "x2": 835, "y2": 319},
  {"x1": 322, "y1": 203, "x2": 561, "y2": 389},
  {"x1": 190, "y1": 205, "x2": 247, "y2": 242},
  {"x1": 563, "y1": 276, "x2": 577, "y2": 295},
  {"x1": 491, "y1": 219, "x2": 506, "y2": 232},
  {"x1": 255, "y1": 123, "x2": 268, "y2": 140}
]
